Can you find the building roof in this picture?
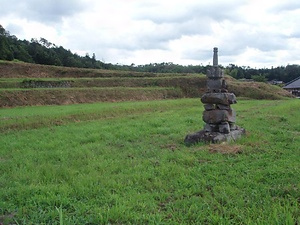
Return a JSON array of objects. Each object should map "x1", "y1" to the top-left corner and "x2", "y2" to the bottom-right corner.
[{"x1": 283, "y1": 76, "x2": 300, "y2": 89}]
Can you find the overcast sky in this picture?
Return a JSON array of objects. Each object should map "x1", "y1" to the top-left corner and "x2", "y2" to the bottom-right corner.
[{"x1": 1, "y1": 0, "x2": 300, "y2": 68}]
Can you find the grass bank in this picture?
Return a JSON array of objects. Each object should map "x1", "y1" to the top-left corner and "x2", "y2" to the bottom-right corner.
[
  {"x1": 0, "y1": 61, "x2": 294, "y2": 107},
  {"x1": 0, "y1": 60, "x2": 194, "y2": 78},
  {"x1": 0, "y1": 87, "x2": 184, "y2": 107},
  {"x1": 0, "y1": 98, "x2": 299, "y2": 224}
]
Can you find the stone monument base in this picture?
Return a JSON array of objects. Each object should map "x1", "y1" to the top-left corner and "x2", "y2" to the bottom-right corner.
[{"x1": 184, "y1": 127, "x2": 245, "y2": 146}]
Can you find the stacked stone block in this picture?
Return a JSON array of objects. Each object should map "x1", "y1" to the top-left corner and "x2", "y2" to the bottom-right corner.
[
  {"x1": 184, "y1": 47, "x2": 245, "y2": 145},
  {"x1": 201, "y1": 47, "x2": 237, "y2": 134}
]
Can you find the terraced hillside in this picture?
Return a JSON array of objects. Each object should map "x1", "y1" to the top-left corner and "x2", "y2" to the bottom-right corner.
[{"x1": 0, "y1": 61, "x2": 293, "y2": 107}]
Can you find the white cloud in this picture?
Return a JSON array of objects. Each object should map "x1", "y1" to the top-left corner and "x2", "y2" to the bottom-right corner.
[{"x1": 0, "y1": 0, "x2": 300, "y2": 68}]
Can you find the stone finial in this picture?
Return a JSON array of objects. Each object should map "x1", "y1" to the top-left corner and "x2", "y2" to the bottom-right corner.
[
  {"x1": 207, "y1": 48, "x2": 223, "y2": 79},
  {"x1": 213, "y1": 47, "x2": 218, "y2": 67}
]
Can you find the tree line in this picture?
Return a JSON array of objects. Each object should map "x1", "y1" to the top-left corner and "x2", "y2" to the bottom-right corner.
[
  {"x1": 1, "y1": 25, "x2": 299, "y2": 82},
  {"x1": 224, "y1": 64, "x2": 300, "y2": 83},
  {"x1": 0, "y1": 25, "x2": 107, "y2": 69}
]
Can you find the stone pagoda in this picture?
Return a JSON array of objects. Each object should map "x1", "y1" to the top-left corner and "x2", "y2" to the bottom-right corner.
[{"x1": 184, "y1": 47, "x2": 245, "y2": 145}]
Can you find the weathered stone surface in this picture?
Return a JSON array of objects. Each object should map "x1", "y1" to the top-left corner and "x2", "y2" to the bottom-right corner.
[
  {"x1": 229, "y1": 123, "x2": 237, "y2": 131},
  {"x1": 203, "y1": 109, "x2": 236, "y2": 124},
  {"x1": 184, "y1": 127, "x2": 246, "y2": 145},
  {"x1": 207, "y1": 66, "x2": 224, "y2": 79},
  {"x1": 213, "y1": 47, "x2": 218, "y2": 66},
  {"x1": 204, "y1": 123, "x2": 218, "y2": 132},
  {"x1": 204, "y1": 104, "x2": 215, "y2": 111},
  {"x1": 201, "y1": 93, "x2": 237, "y2": 105},
  {"x1": 219, "y1": 122, "x2": 230, "y2": 133},
  {"x1": 204, "y1": 123, "x2": 212, "y2": 132},
  {"x1": 216, "y1": 104, "x2": 231, "y2": 110},
  {"x1": 207, "y1": 79, "x2": 227, "y2": 92}
]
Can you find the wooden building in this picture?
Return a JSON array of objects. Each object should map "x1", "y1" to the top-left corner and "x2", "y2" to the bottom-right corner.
[{"x1": 283, "y1": 76, "x2": 300, "y2": 97}]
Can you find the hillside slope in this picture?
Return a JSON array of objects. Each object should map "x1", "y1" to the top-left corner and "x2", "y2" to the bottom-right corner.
[{"x1": 0, "y1": 61, "x2": 293, "y2": 107}]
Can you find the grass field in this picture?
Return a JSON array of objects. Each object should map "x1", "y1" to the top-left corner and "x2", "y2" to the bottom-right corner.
[{"x1": 0, "y1": 98, "x2": 299, "y2": 224}]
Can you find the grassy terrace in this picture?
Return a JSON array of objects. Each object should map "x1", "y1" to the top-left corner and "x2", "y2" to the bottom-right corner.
[
  {"x1": 0, "y1": 60, "x2": 198, "y2": 78},
  {"x1": 0, "y1": 98, "x2": 299, "y2": 224},
  {"x1": 0, "y1": 61, "x2": 207, "y2": 107},
  {"x1": 0, "y1": 61, "x2": 294, "y2": 107},
  {"x1": 0, "y1": 75, "x2": 293, "y2": 107},
  {"x1": 0, "y1": 87, "x2": 185, "y2": 107},
  {"x1": 0, "y1": 76, "x2": 206, "y2": 89}
]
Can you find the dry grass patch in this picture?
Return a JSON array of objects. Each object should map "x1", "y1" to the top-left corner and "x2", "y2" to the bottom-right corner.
[{"x1": 209, "y1": 143, "x2": 243, "y2": 154}]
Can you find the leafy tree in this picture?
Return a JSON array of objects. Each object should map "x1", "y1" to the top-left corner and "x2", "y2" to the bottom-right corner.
[
  {"x1": 229, "y1": 68, "x2": 238, "y2": 79},
  {"x1": 285, "y1": 65, "x2": 300, "y2": 82},
  {"x1": 252, "y1": 74, "x2": 267, "y2": 82},
  {"x1": 0, "y1": 35, "x2": 14, "y2": 60},
  {"x1": 0, "y1": 25, "x2": 14, "y2": 60}
]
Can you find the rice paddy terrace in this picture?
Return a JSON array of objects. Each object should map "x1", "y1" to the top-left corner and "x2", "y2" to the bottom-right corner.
[{"x1": 0, "y1": 61, "x2": 293, "y2": 107}]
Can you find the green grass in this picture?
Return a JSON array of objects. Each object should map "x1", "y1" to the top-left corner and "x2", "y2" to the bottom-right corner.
[
  {"x1": 0, "y1": 99, "x2": 299, "y2": 224},
  {"x1": 0, "y1": 99, "x2": 193, "y2": 132}
]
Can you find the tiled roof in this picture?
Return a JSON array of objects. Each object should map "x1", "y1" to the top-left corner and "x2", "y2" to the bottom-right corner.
[{"x1": 284, "y1": 77, "x2": 300, "y2": 89}]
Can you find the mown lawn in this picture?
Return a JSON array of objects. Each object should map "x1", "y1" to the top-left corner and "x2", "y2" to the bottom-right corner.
[{"x1": 0, "y1": 99, "x2": 299, "y2": 224}]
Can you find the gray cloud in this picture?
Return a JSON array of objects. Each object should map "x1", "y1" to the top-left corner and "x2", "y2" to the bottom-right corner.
[
  {"x1": 183, "y1": 49, "x2": 212, "y2": 62},
  {"x1": 183, "y1": 45, "x2": 246, "y2": 63},
  {"x1": 290, "y1": 31, "x2": 300, "y2": 39},
  {"x1": 73, "y1": 18, "x2": 212, "y2": 53},
  {"x1": 132, "y1": 19, "x2": 212, "y2": 50},
  {"x1": 189, "y1": 1, "x2": 247, "y2": 23},
  {"x1": 135, "y1": 0, "x2": 246, "y2": 25},
  {"x1": 182, "y1": 28, "x2": 287, "y2": 63},
  {"x1": 228, "y1": 32, "x2": 287, "y2": 53},
  {"x1": 126, "y1": 0, "x2": 247, "y2": 53},
  {"x1": 250, "y1": 35, "x2": 287, "y2": 52},
  {"x1": 0, "y1": 0, "x2": 87, "y2": 23}
]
